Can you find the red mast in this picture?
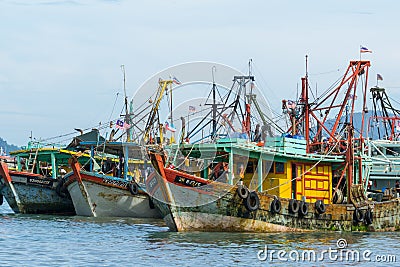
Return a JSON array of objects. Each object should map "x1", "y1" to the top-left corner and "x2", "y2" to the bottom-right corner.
[
  {"x1": 301, "y1": 60, "x2": 370, "y2": 154},
  {"x1": 298, "y1": 60, "x2": 370, "y2": 199},
  {"x1": 301, "y1": 78, "x2": 310, "y2": 151}
]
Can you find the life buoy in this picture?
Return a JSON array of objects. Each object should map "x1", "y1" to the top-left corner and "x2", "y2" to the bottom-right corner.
[
  {"x1": 0, "y1": 194, "x2": 3, "y2": 206},
  {"x1": 353, "y1": 208, "x2": 364, "y2": 222},
  {"x1": 314, "y1": 200, "x2": 326, "y2": 214},
  {"x1": 298, "y1": 201, "x2": 308, "y2": 216},
  {"x1": 288, "y1": 199, "x2": 299, "y2": 213},
  {"x1": 237, "y1": 184, "x2": 249, "y2": 199},
  {"x1": 128, "y1": 182, "x2": 139, "y2": 195},
  {"x1": 244, "y1": 191, "x2": 260, "y2": 212},
  {"x1": 270, "y1": 198, "x2": 281, "y2": 214},
  {"x1": 364, "y1": 209, "x2": 373, "y2": 225}
]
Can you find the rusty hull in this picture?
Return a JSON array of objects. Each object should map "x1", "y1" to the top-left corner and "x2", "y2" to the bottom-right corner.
[{"x1": 155, "y1": 186, "x2": 400, "y2": 232}]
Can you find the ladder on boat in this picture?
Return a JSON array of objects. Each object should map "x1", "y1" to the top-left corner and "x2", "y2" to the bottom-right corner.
[{"x1": 27, "y1": 146, "x2": 39, "y2": 173}]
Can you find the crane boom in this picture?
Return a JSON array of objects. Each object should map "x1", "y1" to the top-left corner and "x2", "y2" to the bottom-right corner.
[{"x1": 144, "y1": 79, "x2": 173, "y2": 143}]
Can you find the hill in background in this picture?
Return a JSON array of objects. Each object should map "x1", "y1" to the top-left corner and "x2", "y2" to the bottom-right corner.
[{"x1": 0, "y1": 137, "x2": 20, "y2": 155}]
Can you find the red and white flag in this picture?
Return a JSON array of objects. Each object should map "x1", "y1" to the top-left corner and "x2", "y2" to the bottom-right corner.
[
  {"x1": 172, "y1": 76, "x2": 181, "y2": 85},
  {"x1": 165, "y1": 121, "x2": 176, "y2": 132},
  {"x1": 116, "y1": 119, "x2": 130, "y2": 130},
  {"x1": 189, "y1": 105, "x2": 196, "y2": 112},
  {"x1": 360, "y1": 46, "x2": 372, "y2": 53}
]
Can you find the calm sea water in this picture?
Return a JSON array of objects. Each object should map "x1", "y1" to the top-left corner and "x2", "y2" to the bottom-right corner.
[{"x1": 1, "y1": 201, "x2": 399, "y2": 267}]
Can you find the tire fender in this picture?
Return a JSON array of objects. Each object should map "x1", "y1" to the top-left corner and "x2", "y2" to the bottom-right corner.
[
  {"x1": 314, "y1": 200, "x2": 326, "y2": 214},
  {"x1": 364, "y1": 209, "x2": 373, "y2": 225},
  {"x1": 244, "y1": 191, "x2": 260, "y2": 212},
  {"x1": 353, "y1": 208, "x2": 364, "y2": 222},
  {"x1": 237, "y1": 184, "x2": 249, "y2": 199},
  {"x1": 298, "y1": 201, "x2": 308, "y2": 216},
  {"x1": 270, "y1": 198, "x2": 282, "y2": 214},
  {"x1": 288, "y1": 199, "x2": 299, "y2": 213},
  {"x1": 128, "y1": 182, "x2": 139, "y2": 195}
]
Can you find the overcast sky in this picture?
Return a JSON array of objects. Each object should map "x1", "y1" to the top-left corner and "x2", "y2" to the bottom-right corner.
[{"x1": 1, "y1": 0, "x2": 399, "y2": 146}]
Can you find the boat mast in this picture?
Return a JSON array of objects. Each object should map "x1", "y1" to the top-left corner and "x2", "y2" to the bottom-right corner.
[
  {"x1": 302, "y1": 55, "x2": 310, "y2": 152},
  {"x1": 211, "y1": 66, "x2": 217, "y2": 138},
  {"x1": 370, "y1": 86, "x2": 400, "y2": 140},
  {"x1": 244, "y1": 60, "x2": 252, "y2": 137},
  {"x1": 168, "y1": 78, "x2": 175, "y2": 144},
  {"x1": 121, "y1": 65, "x2": 131, "y2": 142},
  {"x1": 346, "y1": 123, "x2": 354, "y2": 200}
]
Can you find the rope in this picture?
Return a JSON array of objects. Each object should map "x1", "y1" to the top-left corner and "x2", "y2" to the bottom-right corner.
[
  {"x1": 99, "y1": 93, "x2": 120, "y2": 166},
  {"x1": 165, "y1": 129, "x2": 345, "y2": 194}
]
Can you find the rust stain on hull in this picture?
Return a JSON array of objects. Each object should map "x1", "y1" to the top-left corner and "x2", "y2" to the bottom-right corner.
[{"x1": 155, "y1": 188, "x2": 400, "y2": 232}]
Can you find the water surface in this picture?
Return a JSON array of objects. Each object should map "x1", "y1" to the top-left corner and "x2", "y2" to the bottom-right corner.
[{"x1": 1, "y1": 201, "x2": 398, "y2": 266}]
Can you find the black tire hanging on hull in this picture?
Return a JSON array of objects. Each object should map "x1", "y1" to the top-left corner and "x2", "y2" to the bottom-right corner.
[
  {"x1": 288, "y1": 199, "x2": 299, "y2": 213},
  {"x1": 270, "y1": 198, "x2": 282, "y2": 214},
  {"x1": 298, "y1": 201, "x2": 308, "y2": 216},
  {"x1": 364, "y1": 209, "x2": 373, "y2": 225},
  {"x1": 237, "y1": 184, "x2": 249, "y2": 199},
  {"x1": 128, "y1": 182, "x2": 139, "y2": 195},
  {"x1": 353, "y1": 208, "x2": 364, "y2": 223},
  {"x1": 314, "y1": 200, "x2": 326, "y2": 214},
  {"x1": 244, "y1": 191, "x2": 260, "y2": 212}
]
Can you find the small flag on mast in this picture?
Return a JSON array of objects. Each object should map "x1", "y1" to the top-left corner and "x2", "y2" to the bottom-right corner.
[
  {"x1": 286, "y1": 100, "x2": 296, "y2": 109},
  {"x1": 360, "y1": 46, "x2": 372, "y2": 53},
  {"x1": 165, "y1": 121, "x2": 177, "y2": 132},
  {"x1": 377, "y1": 74, "x2": 383, "y2": 81},
  {"x1": 348, "y1": 94, "x2": 357, "y2": 100},
  {"x1": 172, "y1": 76, "x2": 181, "y2": 85},
  {"x1": 189, "y1": 105, "x2": 196, "y2": 112},
  {"x1": 115, "y1": 119, "x2": 130, "y2": 130}
]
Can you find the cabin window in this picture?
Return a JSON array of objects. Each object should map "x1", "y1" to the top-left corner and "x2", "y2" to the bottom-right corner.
[
  {"x1": 386, "y1": 148, "x2": 394, "y2": 156},
  {"x1": 264, "y1": 161, "x2": 273, "y2": 174},
  {"x1": 246, "y1": 161, "x2": 254, "y2": 173},
  {"x1": 387, "y1": 147, "x2": 400, "y2": 156},
  {"x1": 275, "y1": 162, "x2": 285, "y2": 174},
  {"x1": 317, "y1": 166, "x2": 324, "y2": 174}
]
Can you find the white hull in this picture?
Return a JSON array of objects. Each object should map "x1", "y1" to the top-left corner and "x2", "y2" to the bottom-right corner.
[{"x1": 67, "y1": 179, "x2": 160, "y2": 218}]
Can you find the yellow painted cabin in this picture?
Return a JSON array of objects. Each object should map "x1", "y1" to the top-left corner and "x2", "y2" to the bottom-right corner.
[
  {"x1": 238, "y1": 159, "x2": 332, "y2": 204},
  {"x1": 180, "y1": 137, "x2": 337, "y2": 205}
]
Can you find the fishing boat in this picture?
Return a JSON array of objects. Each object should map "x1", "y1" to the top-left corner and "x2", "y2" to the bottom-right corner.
[
  {"x1": 0, "y1": 153, "x2": 16, "y2": 206},
  {"x1": 63, "y1": 66, "x2": 161, "y2": 218},
  {"x1": 145, "y1": 59, "x2": 400, "y2": 232},
  {"x1": 364, "y1": 85, "x2": 400, "y2": 200},
  {"x1": 0, "y1": 141, "x2": 91, "y2": 214},
  {"x1": 65, "y1": 141, "x2": 160, "y2": 218}
]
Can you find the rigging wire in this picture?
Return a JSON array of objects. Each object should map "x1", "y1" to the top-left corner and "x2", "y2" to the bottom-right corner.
[{"x1": 102, "y1": 92, "x2": 120, "y2": 136}]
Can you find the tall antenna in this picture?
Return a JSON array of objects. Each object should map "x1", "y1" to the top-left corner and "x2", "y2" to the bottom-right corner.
[
  {"x1": 305, "y1": 55, "x2": 308, "y2": 79},
  {"x1": 303, "y1": 55, "x2": 310, "y2": 149},
  {"x1": 248, "y1": 59, "x2": 253, "y2": 76}
]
